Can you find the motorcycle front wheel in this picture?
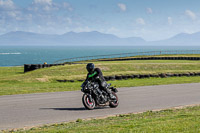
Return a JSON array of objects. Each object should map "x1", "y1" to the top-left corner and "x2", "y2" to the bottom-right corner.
[
  {"x1": 109, "y1": 92, "x2": 119, "y2": 108},
  {"x1": 82, "y1": 94, "x2": 96, "y2": 110}
]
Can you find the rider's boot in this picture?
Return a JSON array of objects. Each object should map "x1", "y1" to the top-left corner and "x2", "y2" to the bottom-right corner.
[
  {"x1": 101, "y1": 81, "x2": 116, "y2": 100},
  {"x1": 105, "y1": 88, "x2": 116, "y2": 100}
]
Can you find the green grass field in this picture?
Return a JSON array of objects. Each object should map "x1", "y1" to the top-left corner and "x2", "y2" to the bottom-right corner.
[
  {"x1": 0, "y1": 55, "x2": 200, "y2": 96},
  {"x1": 8, "y1": 105, "x2": 200, "y2": 133},
  {"x1": 1, "y1": 55, "x2": 200, "y2": 132}
]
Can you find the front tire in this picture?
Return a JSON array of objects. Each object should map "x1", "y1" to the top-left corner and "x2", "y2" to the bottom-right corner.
[
  {"x1": 109, "y1": 92, "x2": 119, "y2": 108},
  {"x1": 82, "y1": 94, "x2": 96, "y2": 110}
]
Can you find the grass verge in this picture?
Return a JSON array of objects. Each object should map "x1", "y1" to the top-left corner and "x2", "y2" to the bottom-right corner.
[
  {"x1": 7, "y1": 105, "x2": 200, "y2": 133},
  {"x1": 0, "y1": 76, "x2": 200, "y2": 96},
  {"x1": 0, "y1": 55, "x2": 200, "y2": 95}
]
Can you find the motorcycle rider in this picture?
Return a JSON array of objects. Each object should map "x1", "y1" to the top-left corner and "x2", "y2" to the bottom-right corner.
[{"x1": 84, "y1": 63, "x2": 116, "y2": 100}]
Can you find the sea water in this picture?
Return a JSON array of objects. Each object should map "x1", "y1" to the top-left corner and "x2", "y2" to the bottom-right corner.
[{"x1": 0, "y1": 46, "x2": 200, "y2": 66}]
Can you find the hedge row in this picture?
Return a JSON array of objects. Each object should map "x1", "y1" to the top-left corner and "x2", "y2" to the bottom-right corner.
[
  {"x1": 100, "y1": 57, "x2": 200, "y2": 61},
  {"x1": 57, "y1": 72, "x2": 200, "y2": 82},
  {"x1": 24, "y1": 64, "x2": 64, "y2": 73}
]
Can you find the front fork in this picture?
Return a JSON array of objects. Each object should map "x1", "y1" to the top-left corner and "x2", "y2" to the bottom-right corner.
[
  {"x1": 88, "y1": 90, "x2": 93, "y2": 103},
  {"x1": 88, "y1": 94, "x2": 93, "y2": 103}
]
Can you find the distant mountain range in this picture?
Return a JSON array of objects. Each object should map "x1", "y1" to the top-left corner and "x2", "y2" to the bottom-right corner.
[
  {"x1": 0, "y1": 31, "x2": 199, "y2": 46},
  {"x1": 150, "y1": 32, "x2": 200, "y2": 46}
]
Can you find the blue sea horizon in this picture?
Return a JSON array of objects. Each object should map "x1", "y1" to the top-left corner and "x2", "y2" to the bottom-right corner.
[{"x1": 0, "y1": 46, "x2": 200, "y2": 67}]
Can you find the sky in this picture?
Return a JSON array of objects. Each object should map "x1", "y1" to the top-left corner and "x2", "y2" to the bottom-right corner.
[{"x1": 0, "y1": 0, "x2": 200, "y2": 41}]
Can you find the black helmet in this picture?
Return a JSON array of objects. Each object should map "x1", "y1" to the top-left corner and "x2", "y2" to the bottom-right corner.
[{"x1": 86, "y1": 63, "x2": 95, "y2": 73}]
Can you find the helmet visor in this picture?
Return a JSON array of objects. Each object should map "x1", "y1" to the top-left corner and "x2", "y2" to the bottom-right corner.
[{"x1": 87, "y1": 67, "x2": 93, "y2": 73}]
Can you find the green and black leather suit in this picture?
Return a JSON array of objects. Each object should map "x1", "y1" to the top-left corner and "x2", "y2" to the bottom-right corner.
[{"x1": 85, "y1": 68, "x2": 106, "y2": 89}]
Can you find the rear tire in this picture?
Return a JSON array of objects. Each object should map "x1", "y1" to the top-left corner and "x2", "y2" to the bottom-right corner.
[
  {"x1": 82, "y1": 94, "x2": 96, "y2": 110},
  {"x1": 109, "y1": 92, "x2": 119, "y2": 108}
]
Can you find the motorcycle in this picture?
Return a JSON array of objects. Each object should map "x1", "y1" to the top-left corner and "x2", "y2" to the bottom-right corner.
[{"x1": 81, "y1": 81, "x2": 119, "y2": 110}]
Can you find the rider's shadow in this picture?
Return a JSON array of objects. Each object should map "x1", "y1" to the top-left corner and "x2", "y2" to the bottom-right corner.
[{"x1": 40, "y1": 107, "x2": 109, "y2": 111}]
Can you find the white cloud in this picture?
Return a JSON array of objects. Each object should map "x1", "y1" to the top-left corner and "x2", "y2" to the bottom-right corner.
[
  {"x1": 118, "y1": 3, "x2": 126, "y2": 11},
  {"x1": 146, "y1": 8, "x2": 153, "y2": 14},
  {"x1": 29, "y1": 1, "x2": 72, "y2": 12},
  {"x1": 29, "y1": 0, "x2": 58, "y2": 12},
  {"x1": 66, "y1": 17, "x2": 72, "y2": 25},
  {"x1": 43, "y1": 5, "x2": 51, "y2": 11},
  {"x1": 0, "y1": 0, "x2": 21, "y2": 20},
  {"x1": 30, "y1": 0, "x2": 55, "y2": 12},
  {"x1": 33, "y1": 0, "x2": 52, "y2": 5},
  {"x1": 136, "y1": 18, "x2": 145, "y2": 25},
  {"x1": 106, "y1": 27, "x2": 119, "y2": 33},
  {"x1": 74, "y1": 26, "x2": 91, "y2": 32},
  {"x1": 63, "y1": 2, "x2": 73, "y2": 11},
  {"x1": 168, "y1": 17, "x2": 172, "y2": 25},
  {"x1": 0, "y1": 0, "x2": 77, "y2": 35},
  {"x1": 0, "y1": 0, "x2": 15, "y2": 10},
  {"x1": 185, "y1": 10, "x2": 196, "y2": 20},
  {"x1": 7, "y1": 11, "x2": 16, "y2": 17}
]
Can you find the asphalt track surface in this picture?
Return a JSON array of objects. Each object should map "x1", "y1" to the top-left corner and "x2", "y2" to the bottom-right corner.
[{"x1": 0, "y1": 83, "x2": 200, "y2": 130}]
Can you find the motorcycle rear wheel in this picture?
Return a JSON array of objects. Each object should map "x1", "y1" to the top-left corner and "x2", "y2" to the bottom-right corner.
[
  {"x1": 109, "y1": 92, "x2": 119, "y2": 108},
  {"x1": 82, "y1": 94, "x2": 96, "y2": 110}
]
